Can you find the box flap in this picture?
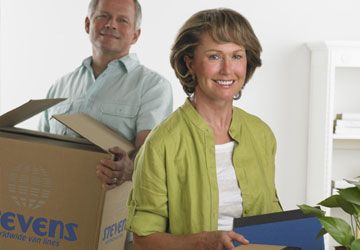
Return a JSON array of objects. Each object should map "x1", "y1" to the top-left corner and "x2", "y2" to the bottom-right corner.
[
  {"x1": 0, "y1": 98, "x2": 66, "y2": 128},
  {"x1": 0, "y1": 126, "x2": 92, "y2": 146},
  {"x1": 53, "y1": 113, "x2": 134, "y2": 153}
]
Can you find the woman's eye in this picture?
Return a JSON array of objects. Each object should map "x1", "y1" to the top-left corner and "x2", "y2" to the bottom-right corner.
[
  {"x1": 233, "y1": 54, "x2": 243, "y2": 60},
  {"x1": 209, "y1": 54, "x2": 221, "y2": 60}
]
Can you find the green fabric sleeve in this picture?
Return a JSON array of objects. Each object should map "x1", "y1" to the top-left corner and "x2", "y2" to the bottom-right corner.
[{"x1": 126, "y1": 138, "x2": 169, "y2": 235}]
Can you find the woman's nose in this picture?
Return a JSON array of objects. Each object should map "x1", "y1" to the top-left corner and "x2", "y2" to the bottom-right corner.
[{"x1": 220, "y1": 57, "x2": 232, "y2": 74}]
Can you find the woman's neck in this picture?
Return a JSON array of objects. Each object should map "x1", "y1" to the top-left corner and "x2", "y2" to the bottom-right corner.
[{"x1": 190, "y1": 95, "x2": 233, "y2": 144}]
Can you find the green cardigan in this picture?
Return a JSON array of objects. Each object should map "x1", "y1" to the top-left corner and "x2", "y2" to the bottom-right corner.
[{"x1": 127, "y1": 99, "x2": 282, "y2": 236}]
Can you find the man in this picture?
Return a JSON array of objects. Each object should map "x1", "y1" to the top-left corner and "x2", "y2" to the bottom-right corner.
[{"x1": 39, "y1": 0, "x2": 173, "y2": 189}]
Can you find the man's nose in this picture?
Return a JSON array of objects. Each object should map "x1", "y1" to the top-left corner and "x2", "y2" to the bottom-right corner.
[{"x1": 105, "y1": 18, "x2": 116, "y2": 29}]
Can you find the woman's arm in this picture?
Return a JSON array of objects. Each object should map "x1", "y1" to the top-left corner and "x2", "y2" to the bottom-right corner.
[{"x1": 134, "y1": 231, "x2": 249, "y2": 250}]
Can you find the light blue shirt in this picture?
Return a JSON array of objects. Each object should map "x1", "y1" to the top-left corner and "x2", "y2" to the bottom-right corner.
[{"x1": 38, "y1": 54, "x2": 173, "y2": 143}]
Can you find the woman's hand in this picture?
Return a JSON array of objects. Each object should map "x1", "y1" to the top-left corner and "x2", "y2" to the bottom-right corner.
[
  {"x1": 203, "y1": 231, "x2": 249, "y2": 250},
  {"x1": 133, "y1": 231, "x2": 248, "y2": 250}
]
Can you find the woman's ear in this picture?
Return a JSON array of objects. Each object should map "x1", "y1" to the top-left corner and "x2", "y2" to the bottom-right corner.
[{"x1": 184, "y1": 55, "x2": 194, "y2": 75}]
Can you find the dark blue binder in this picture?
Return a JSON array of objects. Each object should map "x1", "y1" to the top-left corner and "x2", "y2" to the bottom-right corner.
[{"x1": 233, "y1": 209, "x2": 325, "y2": 250}]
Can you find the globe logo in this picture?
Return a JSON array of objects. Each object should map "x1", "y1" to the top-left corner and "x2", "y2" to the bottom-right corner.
[{"x1": 8, "y1": 164, "x2": 52, "y2": 209}]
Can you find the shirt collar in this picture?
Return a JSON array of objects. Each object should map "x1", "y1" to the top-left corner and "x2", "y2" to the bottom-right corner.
[
  {"x1": 82, "y1": 53, "x2": 140, "y2": 73},
  {"x1": 117, "y1": 53, "x2": 139, "y2": 72},
  {"x1": 181, "y1": 98, "x2": 242, "y2": 143},
  {"x1": 82, "y1": 56, "x2": 93, "y2": 72},
  {"x1": 229, "y1": 108, "x2": 242, "y2": 143},
  {"x1": 180, "y1": 98, "x2": 211, "y2": 133}
]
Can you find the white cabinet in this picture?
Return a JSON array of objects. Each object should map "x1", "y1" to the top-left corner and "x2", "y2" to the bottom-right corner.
[{"x1": 306, "y1": 41, "x2": 360, "y2": 249}]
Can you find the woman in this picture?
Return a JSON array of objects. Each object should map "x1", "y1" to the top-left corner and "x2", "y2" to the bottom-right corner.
[{"x1": 126, "y1": 8, "x2": 282, "y2": 250}]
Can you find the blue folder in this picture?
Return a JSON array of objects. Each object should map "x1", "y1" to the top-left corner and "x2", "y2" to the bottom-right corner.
[{"x1": 233, "y1": 209, "x2": 325, "y2": 250}]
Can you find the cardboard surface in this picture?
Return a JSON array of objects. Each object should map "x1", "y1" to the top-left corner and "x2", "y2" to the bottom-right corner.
[
  {"x1": 235, "y1": 244, "x2": 287, "y2": 249},
  {"x1": 0, "y1": 99, "x2": 134, "y2": 250},
  {"x1": 54, "y1": 113, "x2": 134, "y2": 153},
  {"x1": 98, "y1": 182, "x2": 132, "y2": 250},
  {"x1": 0, "y1": 99, "x2": 65, "y2": 127}
]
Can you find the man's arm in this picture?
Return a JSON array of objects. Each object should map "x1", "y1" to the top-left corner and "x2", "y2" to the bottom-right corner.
[
  {"x1": 38, "y1": 109, "x2": 51, "y2": 132},
  {"x1": 132, "y1": 130, "x2": 151, "y2": 159},
  {"x1": 38, "y1": 85, "x2": 56, "y2": 133},
  {"x1": 95, "y1": 130, "x2": 150, "y2": 189},
  {"x1": 96, "y1": 75, "x2": 172, "y2": 189}
]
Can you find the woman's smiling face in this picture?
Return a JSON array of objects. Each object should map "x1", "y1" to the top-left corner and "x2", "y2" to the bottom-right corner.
[{"x1": 185, "y1": 33, "x2": 247, "y2": 104}]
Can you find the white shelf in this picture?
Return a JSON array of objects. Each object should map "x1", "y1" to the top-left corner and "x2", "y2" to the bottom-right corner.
[
  {"x1": 306, "y1": 41, "x2": 360, "y2": 250},
  {"x1": 333, "y1": 134, "x2": 360, "y2": 140}
]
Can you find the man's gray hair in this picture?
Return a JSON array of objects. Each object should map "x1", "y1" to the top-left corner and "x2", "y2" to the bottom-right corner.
[{"x1": 88, "y1": 0, "x2": 142, "y2": 30}]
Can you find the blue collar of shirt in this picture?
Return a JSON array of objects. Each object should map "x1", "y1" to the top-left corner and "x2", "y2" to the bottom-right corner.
[{"x1": 82, "y1": 53, "x2": 140, "y2": 73}]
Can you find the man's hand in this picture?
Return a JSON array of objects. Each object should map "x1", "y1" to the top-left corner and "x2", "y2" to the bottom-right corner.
[
  {"x1": 96, "y1": 146, "x2": 133, "y2": 190},
  {"x1": 95, "y1": 130, "x2": 150, "y2": 190}
]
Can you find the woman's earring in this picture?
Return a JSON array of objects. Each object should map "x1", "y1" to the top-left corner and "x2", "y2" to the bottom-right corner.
[{"x1": 234, "y1": 90, "x2": 242, "y2": 100}]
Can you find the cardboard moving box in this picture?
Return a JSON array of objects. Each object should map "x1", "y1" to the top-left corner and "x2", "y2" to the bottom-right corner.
[{"x1": 0, "y1": 99, "x2": 134, "y2": 250}]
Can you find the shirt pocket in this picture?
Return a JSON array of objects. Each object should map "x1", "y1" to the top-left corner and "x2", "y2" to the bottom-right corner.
[
  {"x1": 98, "y1": 103, "x2": 139, "y2": 141},
  {"x1": 100, "y1": 103, "x2": 138, "y2": 118}
]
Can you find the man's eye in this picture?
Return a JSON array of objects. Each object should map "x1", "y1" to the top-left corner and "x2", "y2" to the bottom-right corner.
[
  {"x1": 96, "y1": 14, "x2": 109, "y2": 19},
  {"x1": 117, "y1": 18, "x2": 129, "y2": 23}
]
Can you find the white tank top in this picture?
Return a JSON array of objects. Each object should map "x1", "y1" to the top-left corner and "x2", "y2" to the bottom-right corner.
[{"x1": 215, "y1": 141, "x2": 243, "y2": 231}]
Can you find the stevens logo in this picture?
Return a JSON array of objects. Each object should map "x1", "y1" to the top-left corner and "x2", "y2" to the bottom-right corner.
[
  {"x1": 0, "y1": 211, "x2": 78, "y2": 241},
  {"x1": 102, "y1": 218, "x2": 126, "y2": 244}
]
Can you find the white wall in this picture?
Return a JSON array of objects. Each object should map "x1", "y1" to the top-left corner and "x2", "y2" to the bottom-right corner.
[{"x1": 1, "y1": 0, "x2": 360, "y2": 210}]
